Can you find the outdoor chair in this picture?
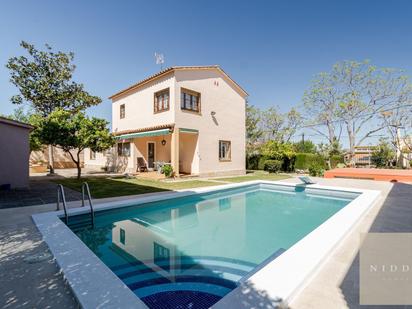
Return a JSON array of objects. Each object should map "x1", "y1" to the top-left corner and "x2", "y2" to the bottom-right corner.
[{"x1": 137, "y1": 157, "x2": 148, "y2": 172}]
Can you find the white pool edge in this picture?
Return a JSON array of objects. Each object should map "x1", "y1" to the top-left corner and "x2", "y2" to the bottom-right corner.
[
  {"x1": 212, "y1": 182, "x2": 381, "y2": 308},
  {"x1": 32, "y1": 180, "x2": 380, "y2": 309}
]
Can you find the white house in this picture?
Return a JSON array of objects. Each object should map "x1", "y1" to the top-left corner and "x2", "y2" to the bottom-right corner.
[{"x1": 84, "y1": 65, "x2": 247, "y2": 177}]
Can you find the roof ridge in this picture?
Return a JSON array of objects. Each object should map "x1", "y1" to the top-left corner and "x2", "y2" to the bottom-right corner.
[{"x1": 109, "y1": 65, "x2": 247, "y2": 100}]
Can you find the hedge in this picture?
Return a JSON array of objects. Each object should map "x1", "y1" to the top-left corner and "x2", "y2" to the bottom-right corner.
[
  {"x1": 263, "y1": 160, "x2": 282, "y2": 173},
  {"x1": 295, "y1": 153, "x2": 326, "y2": 170}
]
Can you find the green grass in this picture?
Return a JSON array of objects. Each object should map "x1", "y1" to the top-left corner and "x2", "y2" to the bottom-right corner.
[
  {"x1": 54, "y1": 171, "x2": 291, "y2": 199},
  {"x1": 54, "y1": 177, "x2": 219, "y2": 199},
  {"x1": 215, "y1": 171, "x2": 290, "y2": 183}
]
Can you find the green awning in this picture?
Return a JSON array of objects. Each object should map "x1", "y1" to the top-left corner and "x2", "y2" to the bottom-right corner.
[
  {"x1": 115, "y1": 128, "x2": 171, "y2": 140},
  {"x1": 179, "y1": 128, "x2": 198, "y2": 134}
]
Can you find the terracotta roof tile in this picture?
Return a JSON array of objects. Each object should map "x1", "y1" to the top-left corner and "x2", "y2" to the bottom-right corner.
[{"x1": 109, "y1": 65, "x2": 248, "y2": 100}]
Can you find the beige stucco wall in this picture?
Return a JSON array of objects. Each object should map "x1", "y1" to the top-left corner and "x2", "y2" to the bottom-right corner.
[
  {"x1": 30, "y1": 146, "x2": 84, "y2": 169},
  {"x1": 0, "y1": 122, "x2": 30, "y2": 188},
  {"x1": 85, "y1": 67, "x2": 246, "y2": 176},
  {"x1": 112, "y1": 73, "x2": 176, "y2": 134},
  {"x1": 174, "y1": 69, "x2": 246, "y2": 176}
]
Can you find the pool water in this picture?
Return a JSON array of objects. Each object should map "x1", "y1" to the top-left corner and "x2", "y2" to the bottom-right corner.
[{"x1": 67, "y1": 184, "x2": 357, "y2": 309}]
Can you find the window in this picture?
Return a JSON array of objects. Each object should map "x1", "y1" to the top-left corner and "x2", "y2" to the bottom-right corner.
[
  {"x1": 181, "y1": 88, "x2": 200, "y2": 113},
  {"x1": 120, "y1": 228, "x2": 126, "y2": 245},
  {"x1": 117, "y1": 142, "x2": 130, "y2": 157},
  {"x1": 120, "y1": 104, "x2": 125, "y2": 119},
  {"x1": 219, "y1": 140, "x2": 231, "y2": 161},
  {"x1": 154, "y1": 242, "x2": 170, "y2": 271},
  {"x1": 90, "y1": 150, "x2": 96, "y2": 160},
  {"x1": 154, "y1": 89, "x2": 170, "y2": 113}
]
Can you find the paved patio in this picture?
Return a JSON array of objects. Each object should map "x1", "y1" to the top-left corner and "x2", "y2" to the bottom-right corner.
[
  {"x1": 0, "y1": 177, "x2": 411, "y2": 308},
  {"x1": 0, "y1": 180, "x2": 82, "y2": 209}
]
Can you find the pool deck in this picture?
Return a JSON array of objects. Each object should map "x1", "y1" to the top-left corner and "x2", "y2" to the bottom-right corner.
[
  {"x1": 324, "y1": 167, "x2": 412, "y2": 182},
  {"x1": 0, "y1": 177, "x2": 411, "y2": 308}
]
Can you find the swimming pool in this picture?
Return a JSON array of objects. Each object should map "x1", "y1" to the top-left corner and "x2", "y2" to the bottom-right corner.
[{"x1": 33, "y1": 181, "x2": 380, "y2": 309}]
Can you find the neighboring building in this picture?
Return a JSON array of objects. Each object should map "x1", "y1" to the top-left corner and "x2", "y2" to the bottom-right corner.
[
  {"x1": 84, "y1": 65, "x2": 247, "y2": 176},
  {"x1": 344, "y1": 146, "x2": 376, "y2": 167},
  {"x1": 0, "y1": 116, "x2": 33, "y2": 188},
  {"x1": 30, "y1": 146, "x2": 84, "y2": 172}
]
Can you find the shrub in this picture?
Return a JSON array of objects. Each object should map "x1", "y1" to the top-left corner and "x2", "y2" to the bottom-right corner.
[
  {"x1": 308, "y1": 164, "x2": 324, "y2": 177},
  {"x1": 258, "y1": 155, "x2": 269, "y2": 170},
  {"x1": 263, "y1": 160, "x2": 282, "y2": 173},
  {"x1": 336, "y1": 163, "x2": 346, "y2": 168},
  {"x1": 330, "y1": 155, "x2": 344, "y2": 169},
  {"x1": 371, "y1": 140, "x2": 395, "y2": 168},
  {"x1": 295, "y1": 153, "x2": 325, "y2": 170},
  {"x1": 161, "y1": 164, "x2": 174, "y2": 177},
  {"x1": 246, "y1": 153, "x2": 261, "y2": 170}
]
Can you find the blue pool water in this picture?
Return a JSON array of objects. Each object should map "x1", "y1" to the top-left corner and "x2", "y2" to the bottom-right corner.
[{"x1": 67, "y1": 184, "x2": 358, "y2": 309}]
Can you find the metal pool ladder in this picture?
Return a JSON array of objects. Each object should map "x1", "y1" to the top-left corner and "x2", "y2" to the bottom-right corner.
[
  {"x1": 56, "y1": 182, "x2": 95, "y2": 227},
  {"x1": 56, "y1": 184, "x2": 69, "y2": 224},
  {"x1": 81, "y1": 182, "x2": 95, "y2": 228}
]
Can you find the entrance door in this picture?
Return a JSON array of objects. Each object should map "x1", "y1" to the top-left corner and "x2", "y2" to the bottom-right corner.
[{"x1": 147, "y1": 142, "x2": 155, "y2": 169}]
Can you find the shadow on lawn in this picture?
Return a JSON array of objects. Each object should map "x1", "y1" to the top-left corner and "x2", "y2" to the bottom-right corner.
[
  {"x1": 339, "y1": 182, "x2": 412, "y2": 309},
  {"x1": 58, "y1": 177, "x2": 173, "y2": 199}
]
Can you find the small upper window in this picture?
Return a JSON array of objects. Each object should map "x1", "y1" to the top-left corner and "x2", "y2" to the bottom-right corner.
[
  {"x1": 90, "y1": 150, "x2": 96, "y2": 160},
  {"x1": 117, "y1": 142, "x2": 130, "y2": 157},
  {"x1": 219, "y1": 140, "x2": 231, "y2": 161},
  {"x1": 154, "y1": 89, "x2": 170, "y2": 113},
  {"x1": 120, "y1": 104, "x2": 125, "y2": 119},
  {"x1": 181, "y1": 88, "x2": 200, "y2": 113}
]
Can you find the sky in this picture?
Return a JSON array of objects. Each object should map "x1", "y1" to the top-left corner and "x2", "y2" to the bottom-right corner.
[{"x1": 1, "y1": 0, "x2": 412, "y2": 145}]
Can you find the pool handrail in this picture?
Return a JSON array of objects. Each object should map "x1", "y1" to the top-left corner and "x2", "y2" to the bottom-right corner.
[
  {"x1": 81, "y1": 182, "x2": 95, "y2": 228},
  {"x1": 56, "y1": 184, "x2": 68, "y2": 224}
]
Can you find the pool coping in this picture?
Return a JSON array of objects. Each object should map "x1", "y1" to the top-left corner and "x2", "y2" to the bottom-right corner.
[{"x1": 32, "y1": 180, "x2": 381, "y2": 309}]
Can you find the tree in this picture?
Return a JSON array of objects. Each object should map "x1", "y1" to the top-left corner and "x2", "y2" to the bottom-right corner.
[
  {"x1": 293, "y1": 140, "x2": 317, "y2": 153},
  {"x1": 246, "y1": 103, "x2": 263, "y2": 152},
  {"x1": 7, "y1": 41, "x2": 102, "y2": 173},
  {"x1": 371, "y1": 139, "x2": 395, "y2": 168},
  {"x1": 317, "y1": 139, "x2": 342, "y2": 169},
  {"x1": 303, "y1": 72, "x2": 342, "y2": 145},
  {"x1": 40, "y1": 109, "x2": 115, "y2": 179},
  {"x1": 304, "y1": 60, "x2": 412, "y2": 165},
  {"x1": 261, "y1": 107, "x2": 302, "y2": 142}
]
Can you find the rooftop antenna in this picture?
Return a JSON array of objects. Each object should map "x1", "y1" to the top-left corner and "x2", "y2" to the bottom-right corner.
[{"x1": 154, "y1": 52, "x2": 165, "y2": 71}]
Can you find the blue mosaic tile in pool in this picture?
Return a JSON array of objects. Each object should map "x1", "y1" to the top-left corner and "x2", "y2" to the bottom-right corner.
[{"x1": 67, "y1": 183, "x2": 357, "y2": 308}]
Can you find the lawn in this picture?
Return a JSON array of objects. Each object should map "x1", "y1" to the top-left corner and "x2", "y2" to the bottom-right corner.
[
  {"x1": 54, "y1": 177, "x2": 219, "y2": 199},
  {"x1": 215, "y1": 171, "x2": 290, "y2": 183},
  {"x1": 54, "y1": 171, "x2": 290, "y2": 199}
]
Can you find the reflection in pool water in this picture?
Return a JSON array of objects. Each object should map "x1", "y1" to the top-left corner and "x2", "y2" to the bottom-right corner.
[{"x1": 69, "y1": 184, "x2": 356, "y2": 308}]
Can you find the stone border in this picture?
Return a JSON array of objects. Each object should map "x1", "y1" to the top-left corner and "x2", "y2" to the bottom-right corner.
[{"x1": 32, "y1": 180, "x2": 380, "y2": 309}]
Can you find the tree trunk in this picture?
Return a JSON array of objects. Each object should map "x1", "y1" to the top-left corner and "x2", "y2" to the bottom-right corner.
[
  {"x1": 347, "y1": 122, "x2": 356, "y2": 167},
  {"x1": 65, "y1": 149, "x2": 82, "y2": 179},
  {"x1": 326, "y1": 120, "x2": 335, "y2": 145},
  {"x1": 48, "y1": 144, "x2": 55, "y2": 174},
  {"x1": 76, "y1": 151, "x2": 82, "y2": 179}
]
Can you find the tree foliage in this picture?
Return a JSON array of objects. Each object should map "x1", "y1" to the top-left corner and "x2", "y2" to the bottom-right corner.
[
  {"x1": 7, "y1": 41, "x2": 101, "y2": 116},
  {"x1": 6, "y1": 107, "x2": 43, "y2": 152},
  {"x1": 303, "y1": 60, "x2": 412, "y2": 164},
  {"x1": 40, "y1": 109, "x2": 115, "y2": 178},
  {"x1": 293, "y1": 140, "x2": 317, "y2": 153},
  {"x1": 261, "y1": 107, "x2": 302, "y2": 142},
  {"x1": 246, "y1": 103, "x2": 263, "y2": 151},
  {"x1": 371, "y1": 139, "x2": 395, "y2": 168},
  {"x1": 260, "y1": 140, "x2": 295, "y2": 160}
]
